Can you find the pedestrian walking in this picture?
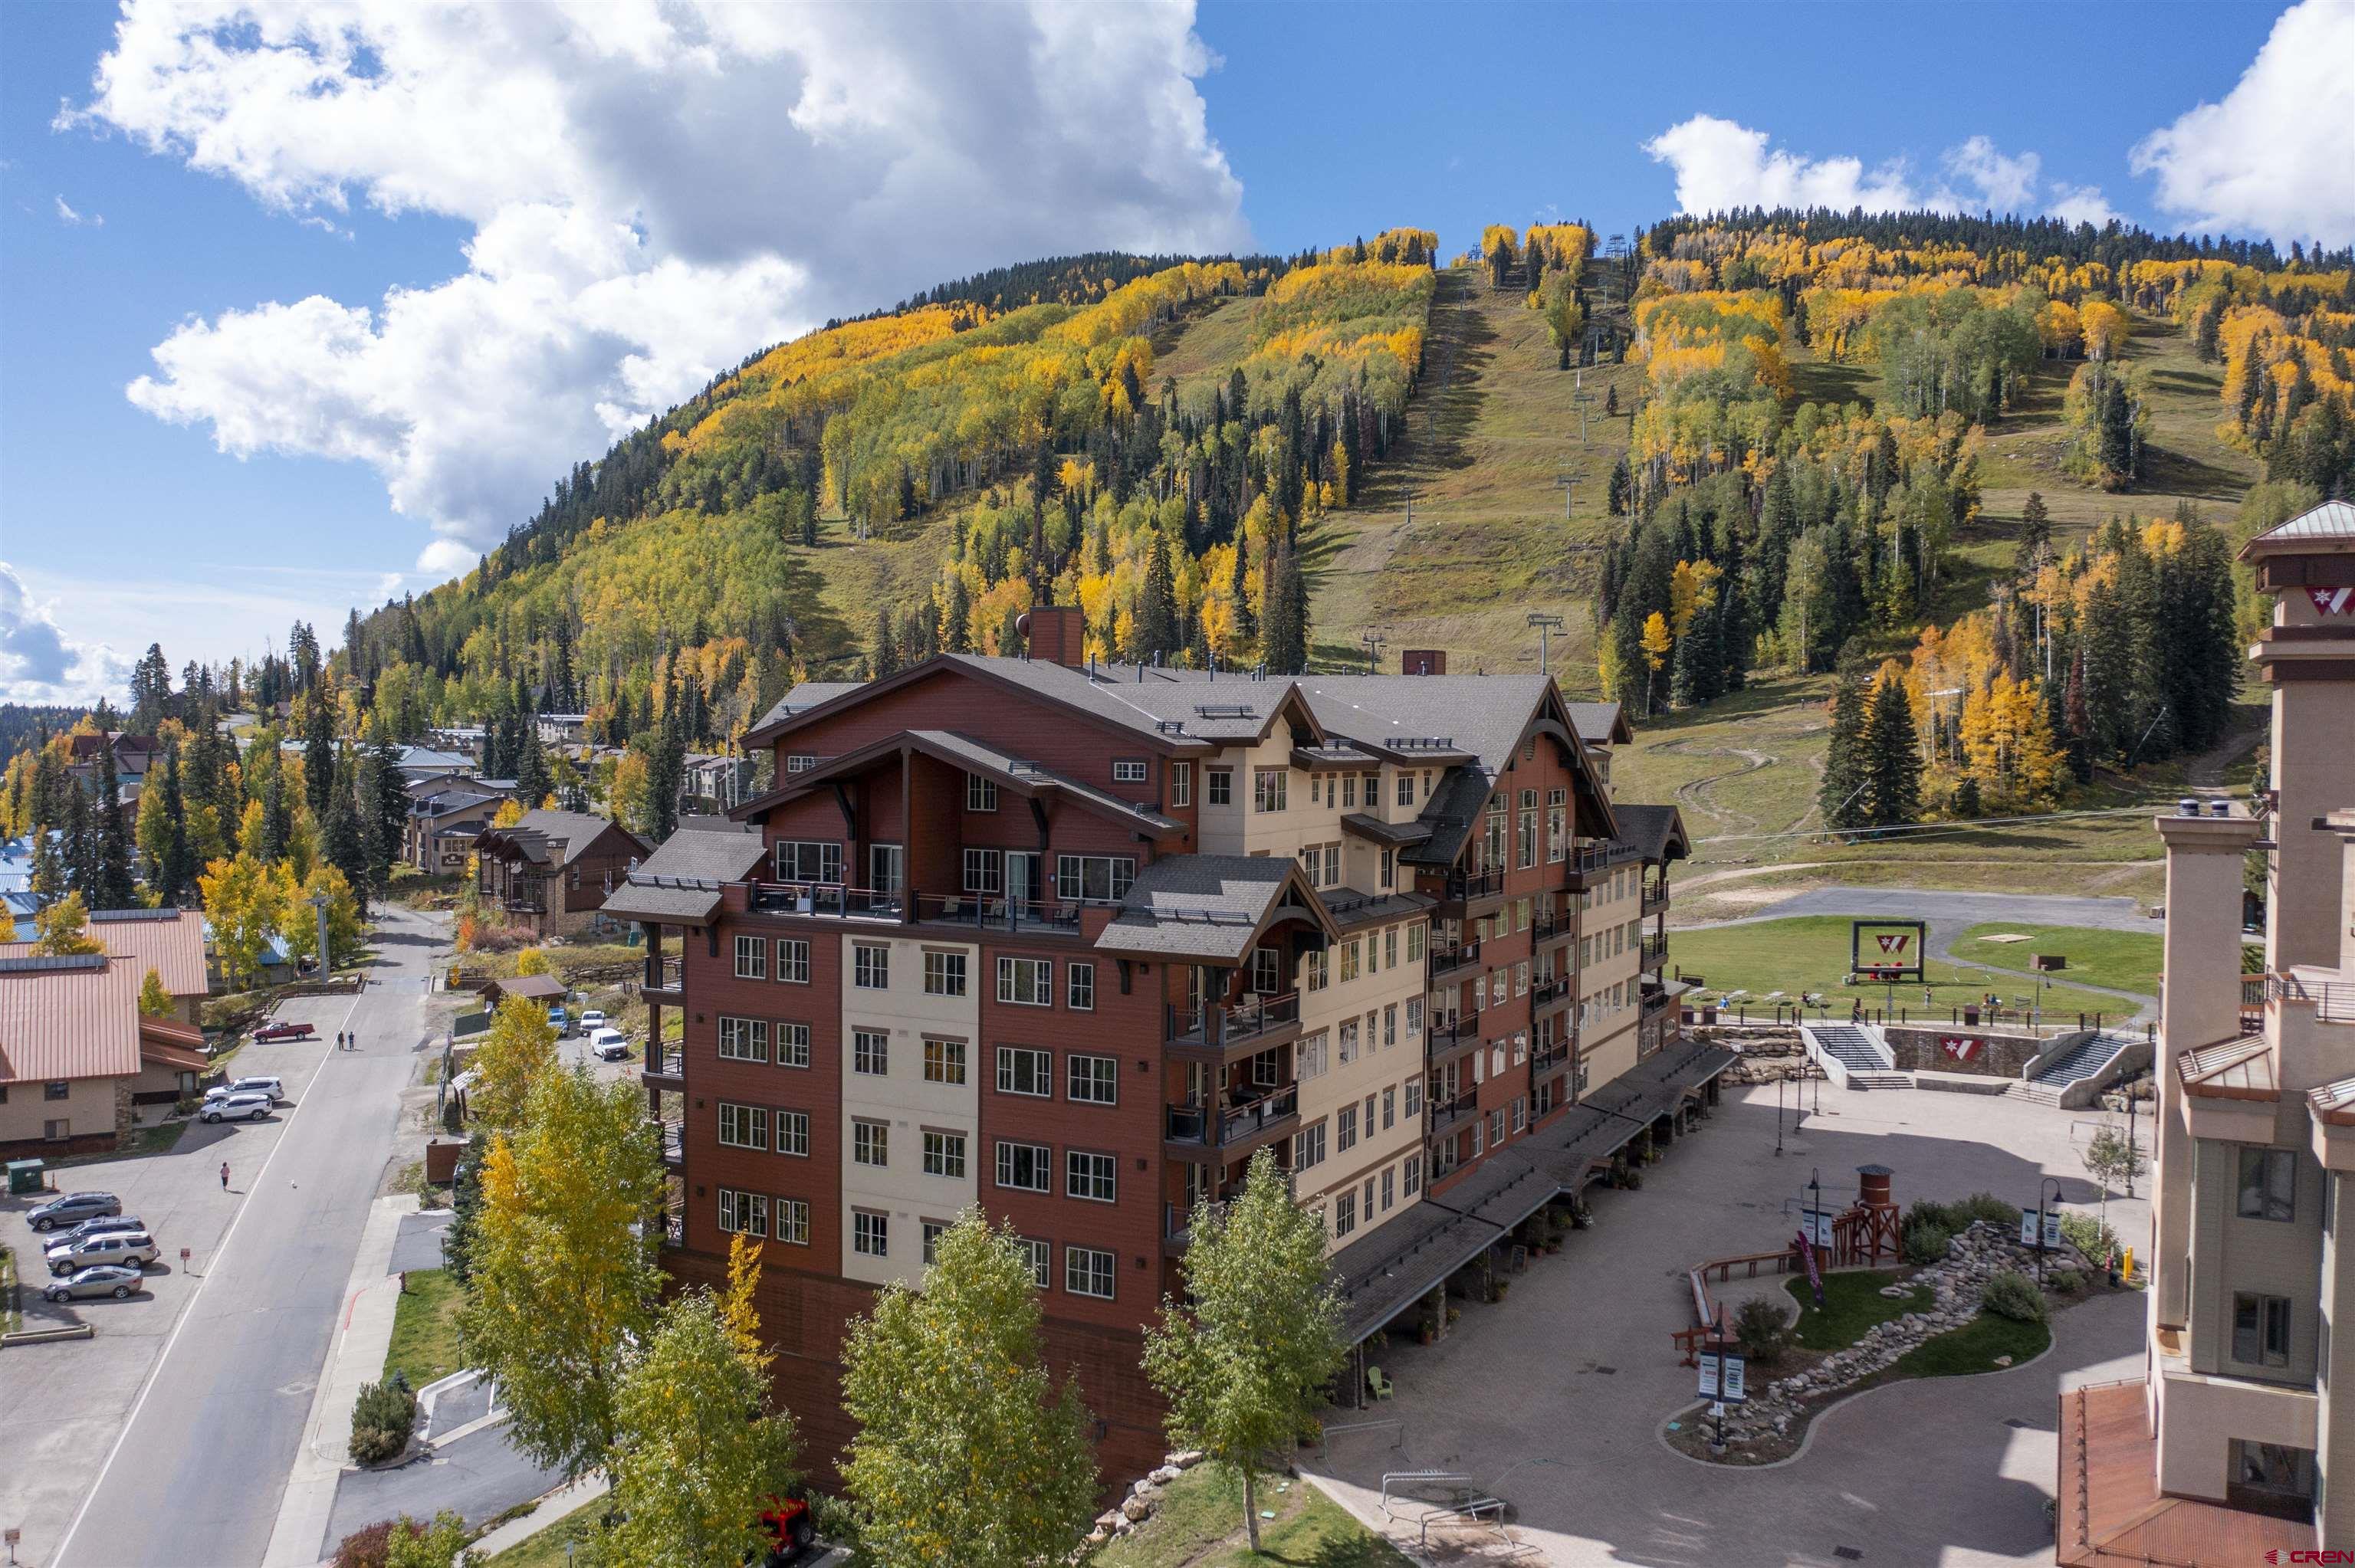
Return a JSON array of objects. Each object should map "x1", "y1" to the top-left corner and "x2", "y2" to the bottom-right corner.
[
  {"x1": 336, "y1": 1031, "x2": 344, "y2": 1051},
  {"x1": 219, "y1": 1161, "x2": 230, "y2": 1192}
]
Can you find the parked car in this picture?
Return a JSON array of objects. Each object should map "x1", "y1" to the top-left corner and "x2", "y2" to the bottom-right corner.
[
  {"x1": 47, "y1": 1230, "x2": 158, "y2": 1275},
  {"x1": 577, "y1": 1009, "x2": 608, "y2": 1032},
  {"x1": 251, "y1": 1020, "x2": 316, "y2": 1042},
  {"x1": 27, "y1": 1192, "x2": 120, "y2": 1232},
  {"x1": 43, "y1": 1265, "x2": 146, "y2": 1303},
  {"x1": 588, "y1": 1027, "x2": 631, "y2": 1061},
  {"x1": 547, "y1": 1005, "x2": 571, "y2": 1035},
  {"x1": 202, "y1": 1091, "x2": 274, "y2": 1124},
  {"x1": 757, "y1": 1494, "x2": 818, "y2": 1564},
  {"x1": 204, "y1": 1075, "x2": 287, "y2": 1104},
  {"x1": 58, "y1": 1214, "x2": 146, "y2": 1245}
]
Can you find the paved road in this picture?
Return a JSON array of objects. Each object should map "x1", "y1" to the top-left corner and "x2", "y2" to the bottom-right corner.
[
  {"x1": 51, "y1": 906, "x2": 450, "y2": 1568},
  {"x1": 324, "y1": 1422, "x2": 563, "y2": 1545}
]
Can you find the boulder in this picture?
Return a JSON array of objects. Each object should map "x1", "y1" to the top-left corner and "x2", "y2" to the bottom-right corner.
[{"x1": 1122, "y1": 1497, "x2": 1153, "y2": 1522}]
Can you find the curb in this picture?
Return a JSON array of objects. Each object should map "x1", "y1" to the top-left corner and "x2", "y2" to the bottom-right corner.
[{"x1": 2, "y1": 1323, "x2": 95, "y2": 1347}]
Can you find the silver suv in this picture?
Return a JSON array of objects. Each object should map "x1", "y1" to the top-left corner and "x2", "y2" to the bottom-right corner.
[
  {"x1": 48, "y1": 1230, "x2": 158, "y2": 1276},
  {"x1": 202, "y1": 1091, "x2": 274, "y2": 1124}
]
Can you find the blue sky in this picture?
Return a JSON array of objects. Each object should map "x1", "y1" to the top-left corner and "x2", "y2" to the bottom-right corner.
[{"x1": 1, "y1": 0, "x2": 2340, "y2": 703}]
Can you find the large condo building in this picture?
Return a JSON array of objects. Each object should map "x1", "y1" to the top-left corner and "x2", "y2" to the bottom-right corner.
[
  {"x1": 605, "y1": 615, "x2": 1713, "y2": 1480},
  {"x1": 2061, "y1": 500, "x2": 2355, "y2": 1559}
]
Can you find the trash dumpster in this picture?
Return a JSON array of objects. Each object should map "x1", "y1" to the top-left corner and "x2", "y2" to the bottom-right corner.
[{"x1": 8, "y1": 1158, "x2": 46, "y2": 1195}]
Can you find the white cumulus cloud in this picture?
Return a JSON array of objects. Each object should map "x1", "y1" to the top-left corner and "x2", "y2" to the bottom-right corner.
[
  {"x1": 67, "y1": 0, "x2": 1251, "y2": 576},
  {"x1": 2130, "y1": 0, "x2": 2355, "y2": 248},
  {"x1": 0, "y1": 562, "x2": 131, "y2": 705},
  {"x1": 54, "y1": 194, "x2": 103, "y2": 226},
  {"x1": 1644, "y1": 115, "x2": 2120, "y2": 229}
]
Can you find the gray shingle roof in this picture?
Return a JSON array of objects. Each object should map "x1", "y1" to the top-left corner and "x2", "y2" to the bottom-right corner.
[
  {"x1": 1318, "y1": 887, "x2": 1436, "y2": 931},
  {"x1": 752, "y1": 681, "x2": 868, "y2": 732},
  {"x1": 484, "y1": 809, "x2": 637, "y2": 871},
  {"x1": 1095, "y1": 855, "x2": 1329, "y2": 961},
  {"x1": 1566, "y1": 701, "x2": 1628, "y2": 744},
  {"x1": 1293, "y1": 674, "x2": 1553, "y2": 776},
  {"x1": 1608, "y1": 803, "x2": 1689, "y2": 863},
  {"x1": 600, "y1": 825, "x2": 767, "y2": 925}
]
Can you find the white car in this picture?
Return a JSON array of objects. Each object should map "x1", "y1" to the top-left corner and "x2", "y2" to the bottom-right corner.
[
  {"x1": 202, "y1": 1091, "x2": 274, "y2": 1124},
  {"x1": 205, "y1": 1075, "x2": 285, "y2": 1104},
  {"x1": 578, "y1": 1009, "x2": 608, "y2": 1032},
  {"x1": 587, "y1": 1027, "x2": 631, "y2": 1061}
]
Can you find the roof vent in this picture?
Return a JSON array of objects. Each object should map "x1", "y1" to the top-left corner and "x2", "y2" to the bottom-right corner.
[
  {"x1": 1194, "y1": 704, "x2": 1255, "y2": 720},
  {"x1": 2208, "y1": 799, "x2": 2232, "y2": 818},
  {"x1": 2176, "y1": 798, "x2": 2201, "y2": 817}
]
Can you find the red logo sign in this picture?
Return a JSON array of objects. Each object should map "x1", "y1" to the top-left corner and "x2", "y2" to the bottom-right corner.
[
  {"x1": 2266, "y1": 1550, "x2": 2355, "y2": 1563},
  {"x1": 1876, "y1": 933, "x2": 1910, "y2": 954},
  {"x1": 1940, "y1": 1036, "x2": 1982, "y2": 1061},
  {"x1": 2307, "y1": 586, "x2": 2355, "y2": 617}
]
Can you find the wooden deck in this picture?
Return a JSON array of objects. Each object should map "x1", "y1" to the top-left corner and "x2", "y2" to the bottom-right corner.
[{"x1": 2056, "y1": 1379, "x2": 2314, "y2": 1566}]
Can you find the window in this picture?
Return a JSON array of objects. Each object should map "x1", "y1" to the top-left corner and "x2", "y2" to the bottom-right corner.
[
  {"x1": 1171, "y1": 761, "x2": 1191, "y2": 806},
  {"x1": 776, "y1": 1110, "x2": 810, "y2": 1157},
  {"x1": 1512, "y1": 1095, "x2": 1527, "y2": 1133},
  {"x1": 774, "y1": 840, "x2": 842, "y2": 884},
  {"x1": 996, "y1": 1140, "x2": 1052, "y2": 1192},
  {"x1": 1383, "y1": 1086, "x2": 1396, "y2": 1129},
  {"x1": 786, "y1": 753, "x2": 817, "y2": 773},
  {"x1": 1342, "y1": 773, "x2": 1357, "y2": 809},
  {"x1": 1298, "y1": 1032, "x2": 1329, "y2": 1081},
  {"x1": 1054, "y1": 855, "x2": 1135, "y2": 903},
  {"x1": 852, "y1": 1118, "x2": 888, "y2": 1167},
  {"x1": 775, "y1": 1198, "x2": 809, "y2": 1245},
  {"x1": 962, "y1": 848, "x2": 1002, "y2": 893},
  {"x1": 997, "y1": 957, "x2": 1053, "y2": 1006},
  {"x1": 852, "y1": 944, "x2": 890, "y2": 990},
  {"x1": 1335, "y1": 1190, "x2": 1358, "y2": 1238},
  {"x1": 1339, "y1": 941, "x2": 1360, "y2": 985},
  {"x1": 852, "y1": 1029, "x2": 889, "y2": 1077},
  {"x1": 852, "y1": 1210, "x2": 888, "y2": 1258},
  {"x1": 869, "y1": 843, "x2": 902, "y2": 894},
  {"x1": 1483, "y1": 796, "x2": 1506, "y2": 868},
  {"x1": 2232, "y1": 1292, "x2": 2292, "y2": 1368},
  {"x1": 718, "y1": 1016, "x2": 768, "y2": 1062},
  {"x1": 1380, "y1": 847, "x2": 1394, "y2": 889},
  {"x1": 776, "y1": 939, "x2": 810, "y2": 985},
  {"x1": 1338, "y1": 1020, "x2": 1358, "y2": 1064},
  {"x1": 2230, "y1": 1440, "x2": 2316, "y2": 1506},
  {"x1": 997, "y1": 1046, "x2": 1053, "y2": 1097},
  {"x1": 1546, "y1": 789, "x2": 1567, "y2": 861},
  {"x1": 921, "y1": 1221, "x2": 947, "y2": 1265},
  {"x1": 776, "y1": 1022, "x2": 810, "y2": 1068},
  {"x1": 1250, "y1": 948, "x2": 1282, "y2": 995},
  {"x1": 923, "y1": 950, "x2": 967, "y2": 996},
  {"x1": 923, "y1": 1038, "x2": 967, "y2": 1084},
  {"x1": 1407, "y1": 922, "x2": 1425, "y2": 963},
  {"x1": 1404, "y1": 1153, "x2": 1422, "y2": 1195},
  {"x1": 1302, "y1": 949, "x2": 1328, "y2": 992},
  {"x1": 922, "y1": 1130, "x2": 967, "y2": 1179},
  {"x1": 1067, "y1": 963, "x2": 1095, "y2": 1011},
  {"x1": 1253, "y1": 769, "x2": 1288, "y2": 813},
  {"x1": 1406, "y1": 997, "x2": 1424, "y2": 1038},
  {"x1": 733, "y1": 936, "x2": 767, "y2": 980},
  {"x1": 1490, "y1": 1109, "x2": 1506, "y2": 1145},
  {"x1": 1294, "y1": 1122, "x2": 1327, "y2": 1170},
  {"x1": 1067, "y1": 1150, "x2": 1117, "y2": 1202},
  {"x1": 967, "y1": 774, "x2": 999, "y2": 812},
  {"x1": 1338, "y1": 1104, "x2": 1358, "y2": 1152},
  {"x1": 1207, "y1": 768, "x2": 1233, "y2": 806},
  {"x1": 1518, "y1": 803, "x2": 1537, "y2": 868},
  {"x1": 1068, "y1": 1054, "x2": 1118, "y2": 1104},
  {"x1": 718, "y1": 1102, "x2": 769, "y2": 1150},
  {"x1": 1381, "y1": 1166, "x2": 1395, "y2": 1211},
  {"x1": 1515, "y1": 960, "x2": 1529, "y2": 996},
  {"x1": 1020, "y1": 1237, "x2": 1051, "y2": 1287},
  {"x1": 1066, "y1": 1245, "x2": 1115, "y2": 1299},
  {"x1": 2237, "y1": 1147, "x2": 2296, "y2": 1222},
  {"x1": 1113, "y1": 759, "x2": 1148, "y2": 783},
  {"x1": 718, "y1": 1189, "x2": 767, "y2": 1237},
  {"x1": 1397, "y1": 771, "x2": 1415, "y2": 806}
]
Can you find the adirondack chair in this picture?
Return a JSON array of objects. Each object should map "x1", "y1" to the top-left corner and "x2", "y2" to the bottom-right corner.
[{"x1": 1367, "y1": 1365, "x2": 1394, "y2": 1401}]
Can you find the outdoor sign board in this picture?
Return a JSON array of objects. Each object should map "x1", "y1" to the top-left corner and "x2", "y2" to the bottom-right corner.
[
  {"x1": 1800, "y1": 1207, "x2": 1837, "y2": 1246},
  {"x1": 1698, "y1": 1350, "x2": 1719, "y2": 1399},
  {"x1": 1721, "y1": 1353, "x2": 1747, "y2": 1403},
  {"x1": 2044, "y1": 1210, "x2": 2065, "y2": 1249}
]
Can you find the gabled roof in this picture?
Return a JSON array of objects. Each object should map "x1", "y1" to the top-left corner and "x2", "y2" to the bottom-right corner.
[
  {"x1": 0, "y1": 954, "x2": 143, "y2": 1084},
  {"x1": 475, "y1": 809, "x2": 645, "y2": 871},
  {"x1": 1609, "y1": 803, "x2": 1690, "y2": 864},
  {"x1": 1294, "y1": 674, "x2": 1552, "y2": 776},
  {"x1": 2239, "y1": 498, "x2": 2355, "y2": 556},
  {"x1": 733, "y1": 729, "x2": 1180, "y2": 838},
  {"x1": 1566, "y1": 701, "x2": 1631, "y2": 745},
  {"x1": 601, "y1": 825, "x2": 769, "y2": 926},
  {"x1": 1095, "y1": 855, "x2": 1338, "y2": 962},
  {"x1": 0, "y1": 907, "x2": 209, "y2": 1000}
]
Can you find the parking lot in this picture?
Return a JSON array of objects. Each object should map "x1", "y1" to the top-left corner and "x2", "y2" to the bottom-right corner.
[{"x1": 1305, "y1": 1079, "x2": 2150, "y2": 1567}]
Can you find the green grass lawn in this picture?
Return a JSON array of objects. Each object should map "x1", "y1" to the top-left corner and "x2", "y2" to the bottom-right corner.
[
  {"x1": 1667, "y1": 915, "x2": 2126, "y2": 1019},
  {"x1": 1092, "y1": 1463, "x2": 1409, "y2": 1568},
  {"x1": 1953, "y1": 923, "x2": 2163, "y2": 998},
  {"x1": 1781, "y1": 1269, "x2": 1925, "y2": 1351},
  {"x1": 1890, "y1": 1308, "x2": 2051, "y2": 1379},
  {"x1": 384, "y1": 1268, "x2": 466, "y2": 1389},
  {"x1": 481, "y1": 1498, "x2": 603, "y2": 1567}
]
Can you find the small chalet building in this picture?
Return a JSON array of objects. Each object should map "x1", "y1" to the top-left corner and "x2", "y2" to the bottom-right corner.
[
  {"x1": 472, "y1": 809, "x2": 649, "y2": 940},
  {"x1": 603, "y1": 615, "x2": 1723, "y2": 1484},
  {"x1": 0, "y1": 953, "x2": 208, "y2": 1156}
]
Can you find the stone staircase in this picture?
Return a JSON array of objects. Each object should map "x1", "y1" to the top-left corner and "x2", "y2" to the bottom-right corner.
[
  {"x1": 1805, "y1": 1023, "x2": 1913, "y2": 1090},
  {"x1": 2013, "y1": 1030, "x2": 2140, "y2": 1107}
]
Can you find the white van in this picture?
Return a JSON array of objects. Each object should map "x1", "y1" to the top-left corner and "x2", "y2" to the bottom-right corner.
[{"x1": 588, "y1": 1027, "x2": 631, "y2": 1062}]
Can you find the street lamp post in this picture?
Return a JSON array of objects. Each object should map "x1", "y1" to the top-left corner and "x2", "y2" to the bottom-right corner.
[{"x1": 308, "y1": 891, "x2": 331, "y2": 979}]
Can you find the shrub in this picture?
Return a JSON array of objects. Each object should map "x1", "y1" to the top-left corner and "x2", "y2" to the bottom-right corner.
[
  {"x1": 2059, "y1": 1212, "x2": 2120, "y2": 1266},
  {"x1": 1954, "y1": 1192, "x2": 2021, "y2": 1228},
  {"x1": 1902, "y1": 1220, "x2": 1953, "y2": 1266},
  {"x1": 349, "y1": 1373, "x2": 417, "y2": 1465},
  {"x1": 1733, "y1": 1294, "x2": 1790, "y2": 1365},
  {"x1": 331, "y1": 1521, "x2": 397, "y2": 1568},
  {"x1": 1905, "y1": 1199, "x2": 1960, "y2": 1234},
  {"x1": 2049, "y1": 1268, "x2": 2087, "y2": 1296},
  {"x1": 1982, "y1": 1268, "x2": 2048, "y2": 1324}
]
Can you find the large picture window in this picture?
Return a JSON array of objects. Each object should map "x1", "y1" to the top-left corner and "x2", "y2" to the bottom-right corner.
[
  {"x1": 996, "y1": 1046, "x2": 1053, "y2": 1096},
  {"x1": 1066, "y1": 1150, "x2": 1116, "y2": 1202},
  {"x1": 2237, "y1": 1147, "x2": 2296, "y2": 1222},
  {"x1": 774, "y1": 840, "x2": 842, "y2": 884},
  {"x1": 997, "y1": 956, "x2": 1053, "y2": 1006},
  {"x1": 995, "y1": 1140, "x2": 1052, "y2": 1192},
  {"x1": 718, "y1": 1016, "x2": 768, "y2": 1062},
  {"x1": 1053, "y1": 855, "x2": 1135, "y2": 903},
  {"x1": 1065, "y1": 1245, "x2": 1115, "y2": 1299}
]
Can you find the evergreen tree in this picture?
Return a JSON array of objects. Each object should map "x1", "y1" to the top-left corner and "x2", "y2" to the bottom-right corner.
[
  {"x1": 1608, "y1": 457, "x2": 1631, "y2": 517},
  {"x1": 1861, "y1": 672, "x2": 1924, "y2": 828},
  {"x1": 323, "y1": 747, "x2": 373, "y2": 912},
  {"x1": 1818, "y1": 674, "x2": 1871, "y2": 832},
  {"x1": 373, "y1": 737, "x2": 409, "y2": 877},
  {"x1": 90, "y1": 734, "x2": 136, "y2": 909},
  {"x1": 2014, "y1": 491, "x2": 2051, "y2": 576},
  {"x1": 941, "y1": 576, "x2": 972, "y2": 654},
  {"x1": 157, "y1": 746, "x2": 195, "y2": 904},
  {"x1": 871, "y1": 608, "x2": 899, "y2": 678},
  {"x1": 514, "y1": 723, "x2": 550, "y2": 809},
  {"x1": 303, "y1": 697, "x2": 337, "y2": 820},
  {"x1": 1136, "y1": 533, "x2": 1180, "y2": 661},
  {"x1": 260, "y1": 768, "x2": 292, "y2": 864},
  {"x1": 1262, "y1": 547, "x2": 1309, "y2": 674}
]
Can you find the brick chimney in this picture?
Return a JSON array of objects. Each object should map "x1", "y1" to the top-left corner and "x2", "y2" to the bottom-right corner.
[
  {"x1": 1401, "y1": 648, "x2": 1447, "y2": 676},
  {"x1": 1021, "y1": 605, "x2": 1087, "y2": 669}
]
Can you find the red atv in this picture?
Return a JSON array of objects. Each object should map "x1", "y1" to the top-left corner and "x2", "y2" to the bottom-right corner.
[{"x1": 755, "y1": 1494, "x2": 816, "y2": 1564}]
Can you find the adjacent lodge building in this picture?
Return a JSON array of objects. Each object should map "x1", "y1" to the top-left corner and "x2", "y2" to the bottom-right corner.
[{"x1": 605, "y1": 610, "x2": 1729, "y2": 1482}]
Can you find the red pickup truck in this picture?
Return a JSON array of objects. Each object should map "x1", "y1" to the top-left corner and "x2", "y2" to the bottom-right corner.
[{"x1": 250, "y1": 1020, "x2": 317, "y2": 1043}]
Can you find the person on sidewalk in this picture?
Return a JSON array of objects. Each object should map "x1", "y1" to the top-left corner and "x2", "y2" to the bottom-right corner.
[{"x1": 220, "y1": 1161, "x2": 230, "y2": 1192}]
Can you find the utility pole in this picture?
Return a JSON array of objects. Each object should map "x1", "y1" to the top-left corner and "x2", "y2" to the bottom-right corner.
[
  {"x1": 1526, "y1": 614, "x2": 1565, "y2": 678},
  {"x1": 309, "y1": 890, "x2": 331, "y2": 979},
  {"x1": 1359, "y1": 631, "x2": 1387, "y2": 674}
]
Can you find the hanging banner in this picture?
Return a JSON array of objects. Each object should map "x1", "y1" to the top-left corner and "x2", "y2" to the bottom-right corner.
[
  {"x1": 2043, "y1": 1210, "x2": 2065, "y2": 1249},
  {"x1": 1721, "y1": 1353, "x2": 1747, "y2": 1403},
  {"x1": 1796, "y1": 1228, "x2": 1825, "y2": 1307},
  {"x1": 2019, "y1": 1212, "x2": 2039, "y2": 1247},
  {"x1": 1697, "y1": 1350, "x2": 1720, "y2": 1400}
]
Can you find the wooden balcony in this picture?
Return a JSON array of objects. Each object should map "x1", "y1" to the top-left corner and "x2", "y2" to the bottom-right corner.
[
  {"x1": 642, "y1": 953, "x2": 683, "y2": 1002},
  {"x1": 1164, "y1": 1084, "x2": 1300, "y2": 1162},
  {"x1": 1440, "y1": 868, "x2": 1506, "y2": 914},
  {"x1": 1427, "y1": 939, "x2": 1483, "y2": 982},
  {"x1": 1167, "y1": 992, "x2": 1302, "y2": 1058},
  {"x1": 1426, "y1": 1089, "x2": 1480, "y2": 1138}
]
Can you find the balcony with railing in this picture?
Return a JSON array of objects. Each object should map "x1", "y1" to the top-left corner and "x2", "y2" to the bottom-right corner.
[
  {"x1": 641, "y1": 1037, "x2": 685, "y2": 1089},
  {"x1": 642, "y1": 953, "x2": 683, "y2": 1001},
  {"x1": 652, "y1": 1118, "x2": 684, "y2": 1169},
  {"x1": 1424, "y1": 1015, "x2": 1481, "y2": 1061},
  {"x1": 1531, "y1": 1035, "x2": 1574, "y2": 1072},
  {"x1": 1641, "y1": 880, "x2": 1670, "y2": 917},
  {"x1": 914, "y1": 892, "x2": 1088, "y2": 933},
  {"x1": 1565, "y1": 838, "x2": 1647, "y2": 883},
  {"x1": 1442, "y1": 867, "x2": 1506, "y2": 907},
  {"x1": 1530, "y1": 973, "x2": 1571, "y2": 1006},
  {"x1": 1162, "y1": 1199, "x2": 1226, "y2": 1254},
  {"x1": 1641, "y1": 932, "x2": 1669, "y2": 971},
  {"x1": 1164, "y1": 1083, "x2": 1301, "y2": 1156},
  {"x1": 1167, "y1": 992, "x2": 1302, "y2": 1055},
  {"x1": 2264, "y1": 971, "x2": 2355, "y2": 1024},
  {"x1": 1531, "y1": 904, "x2": 1562, "y2": 940},
  {"x1": 1426, "y1": 1088, "x2": 1480, "y2": 1137},
  {"x1": 481, "y1": 871, "x2": 548, "y2": 914},
  {"x1": 1427, "y1": 937, "x2": 1483, "y2": 982}
]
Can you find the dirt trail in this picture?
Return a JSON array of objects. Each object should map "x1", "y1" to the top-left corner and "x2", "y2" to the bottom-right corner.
[{"x1": 1649, "y1": 739, "x2": 1776, "y2": 835}]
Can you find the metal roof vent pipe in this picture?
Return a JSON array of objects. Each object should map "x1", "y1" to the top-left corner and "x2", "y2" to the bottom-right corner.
[
  {"x1": 2176, "y1": 797, "x2": 2201, "y2": 817},
  {"x1": 2209, "y1": 798, "x2": 2232, "y2": 818}
]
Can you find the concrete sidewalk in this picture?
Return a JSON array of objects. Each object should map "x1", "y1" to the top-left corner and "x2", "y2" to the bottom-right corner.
[
  {"x1": 264, "y1": 1192, "x2": 417, "y2": 1566},
  {"x1": 463, "y1": 1474, "x2": 609, "y2": 1560}
]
